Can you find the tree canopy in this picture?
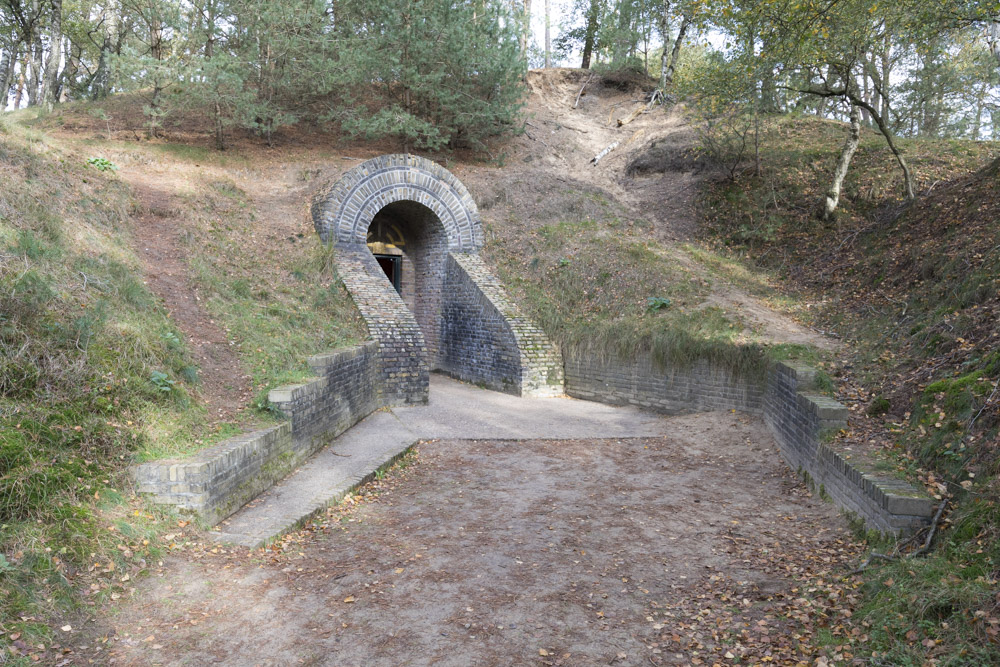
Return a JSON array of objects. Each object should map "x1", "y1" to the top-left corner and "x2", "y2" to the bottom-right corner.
[{"x1": 0, "y1": 0, "x2": 527, "y2": 150}]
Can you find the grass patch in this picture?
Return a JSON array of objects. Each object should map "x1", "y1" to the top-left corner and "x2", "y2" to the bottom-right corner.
[
  {"x1": 148, "y1": 142, "x2": 247, "y2": 166},
  {"x1": 0, "y1": 121, "x2": 205, "y2": 653},
  {"x1": 849, "y1": 498, "x2": 1000, "y2": 665},
  {"x1": 176, "y1": 178, "x2": 366, "y2": 413},
  {"x1": 486, "y1": 189, "x2": 792, "y2": 378}
]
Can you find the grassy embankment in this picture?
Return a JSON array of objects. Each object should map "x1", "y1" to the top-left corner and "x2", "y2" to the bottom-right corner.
[
  {"x1": 0, "y1": 106, "x2": 362, "y2": 661},
  {"x1": 699, "y1": 113, "x2": 1000, "y2": 664},
  {"x1": 482, "y1": 177, "x2": 819, "y2": 380}
]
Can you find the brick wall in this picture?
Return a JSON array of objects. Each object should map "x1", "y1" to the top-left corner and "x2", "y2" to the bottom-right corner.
[
  {"x1": 269, "y1": 343, "x2": 381, "y2": 450},
  {"x1": 336, "y1": 246, "x2": 429, "y2": 405},
  {"x1": 316, "y1": 154, "x2": 563, "y2": 399},
  {"x1": 446, "y1": 254, "x2": 563, "y2": 397},
  {"x1": 765, "y1": 361, "x2": 936, "y2": 533},
  {"x1": 565, "y1": 352, "x2": 762, "y2": 413},
  {"x1": 566, "y1": 354, "x2": 936, "y2": 534},
  {"x1": 134, "y1": 342, "x2": 382, "y2": 525}
]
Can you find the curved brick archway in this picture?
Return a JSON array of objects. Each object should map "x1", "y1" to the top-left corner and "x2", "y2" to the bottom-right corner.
[
  {"x1": 311, "y1": 154, "x2": 483, "y2": 251},
  {"x1": 312, "y1": 154, "x2": 563, "y2": 406}
]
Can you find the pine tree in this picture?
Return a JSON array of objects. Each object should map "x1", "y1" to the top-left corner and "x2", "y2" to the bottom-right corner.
[{"x1": 332, "y1": 0, "x2": 526, "y2": 151}]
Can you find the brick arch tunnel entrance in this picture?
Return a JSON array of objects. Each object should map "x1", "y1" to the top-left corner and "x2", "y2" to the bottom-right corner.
[{"x1": 312, "y1": 154, "x2": 563, "y2": 405}]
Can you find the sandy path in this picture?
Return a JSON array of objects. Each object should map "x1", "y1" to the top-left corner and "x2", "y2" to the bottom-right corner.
[{"x1": 83, "y1": 412, "x2": 854, "y2": 667}]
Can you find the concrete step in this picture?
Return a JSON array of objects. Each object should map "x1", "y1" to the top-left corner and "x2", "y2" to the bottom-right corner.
[{"x1": 212, "y1": 411, "x2": 417, "y2": 548}]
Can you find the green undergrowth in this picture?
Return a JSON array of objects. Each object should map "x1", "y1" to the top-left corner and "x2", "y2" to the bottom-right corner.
[
  {"x1": 845, "y1": 494, "x2": 1000, "y2": 666},
  {"x1": 0, "y1": 117, "x2": 202, "y2": 655},
  {"x1": 484, "y1": 185, "x2": 808, "y2": 379},
  {"x1": 178, "y1": 178, "x2": 366, "y2": 418},
  {"x1": 696, "y1": 112, "x2": 1000, "y2": 663}
]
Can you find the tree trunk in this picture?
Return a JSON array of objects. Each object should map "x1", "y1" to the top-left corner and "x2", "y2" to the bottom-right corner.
[
  {"x1": 662, "y1": 14, "x2": 689, "y2": 86},
  {"x1": 214, "y1": 102, "x2": 225, "y2": 150},
  {"x1": 613, "y1": 0, "x2": 633, "y2": 65},
  {"x1": 519, "y1": 0, "x2": 531, "y2": 59},
  {"x1": 57, "y1": 36, "x2": 76, "y2": 101},
  {"x1": 0, "y1": 39, "x2": 19, "y2": 109},
  {"x1": 657, "y1": 0, "x2": 670, "y2": 90},
  {"x1": 851, "y1": 93, "x2": 915, "y2": 199},
  {"x1": 543, "y1": 0, "x2": 550, "y2": 67},
  {"x1": 823, "y1": 104, "x2": 861, "y2": 221},
  {"x1": 860, "y1": 69, "x2": 872, "y2": 126},
  {"x1": 760, "y1": 69, "x2": 778, "y2": 113},
  {"x1": 27, "y1": 20, "x2": 42, "y2": 107},
  {"x1": 147, "y1": 17, "x2": 164, "y2": 138},
  {"x1": 205, "y1": 0, "x2": 216, "y2": 58},
  {"x1": 972, "y1": 88, "x2": 986, "y2": 141},
  {"x1": 878, "y1": 40, "x2": 891, "y2": 122},
  {"x1": 580, "y1": 0, "x2": 600, "y2": 69},
  {"x1": 42, "y1": 0, "x2": 62, "y2": 110},
  {"x1": 14, "y1": 53, "x2": 28, "y2": 108},
  {"x1": 989, "y1": 20, "x2": 1000, "y2": 76},
  {"x1": 92, "y1": 1, "x2": 118, "y2": 99}
]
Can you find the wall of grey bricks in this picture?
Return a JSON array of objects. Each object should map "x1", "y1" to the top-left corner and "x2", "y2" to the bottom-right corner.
[
  {"x1": 566, "y1": 354, "x2": 935, "y2": 534},
  {"x1": 316, "y1": 154, "x2": 563, "y2": 400},
  {"x1": 442, "y1": 253, "x2": 564, "y2": 397},
  {"x1": 565, "y1": 353, "x2": 763, "y2": 414},
  {"x1": 134, "y1": 342, "x2": 381, "y2": 525},
  {"x1": 336, "y1": 247, "x2": 430, "y2": 405},
  {"x1": 270, "y1": 343, "x2": 381, "y2": 451},
  {"x1": 764, "y1": 361, "x2": 936, "y2": 533},
  {"x1": 440, "y1": 253, "x2": 523, "y2": 393}
]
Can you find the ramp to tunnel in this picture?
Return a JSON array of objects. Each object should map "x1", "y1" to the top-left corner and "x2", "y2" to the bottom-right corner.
[{"x1": 312, "y1": 154, "x2": 563, "y2": 404}]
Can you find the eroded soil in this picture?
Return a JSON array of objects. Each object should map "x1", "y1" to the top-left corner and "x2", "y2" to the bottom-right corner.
[
  {"x1": 128, "y1": 178, "x2": 252, "y2": 420},
  {"x1": 463, "y1": 68, "x2": 836, "y2": 350},
  {"x1": 78, "y1": 412, "x2": 858, "y2": 666}
]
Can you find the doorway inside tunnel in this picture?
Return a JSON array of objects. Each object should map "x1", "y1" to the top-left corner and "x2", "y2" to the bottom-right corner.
[
  {"x1": 365, "y1": 200, "x2": 449, "y2": 366},
  {"x1": 374, "y1": 254, "x2": 401, "y2": 293}
]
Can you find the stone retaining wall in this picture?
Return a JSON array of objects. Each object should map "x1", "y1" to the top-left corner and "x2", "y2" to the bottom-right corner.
[
  {"x1": 565, "y1": 353, "x2": 762, "y2": 414},
  {"x1": 565, "y1": 354, "x2": 935, "y2": 534},
  {"x1": 134, "y1": 342, "x2": 381, "y2": 525},
  {"x1": 765, "y1": 361, "x2": 936, "y2": 533},
  {"x1": 442, "y1": 253, "x2": 563, "y2": 396}
]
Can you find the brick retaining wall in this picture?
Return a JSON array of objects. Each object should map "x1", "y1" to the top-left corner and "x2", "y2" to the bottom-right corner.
[
  {"x1": 134, "y1": 342, "x2": 381, "y2": 525},
  {"x1": 566, "y1": 354, "x2": 935, "y2": 534},
  {"x1": 765, "y1": 361, "x2": 936, "y2": 533},
  {"x1": 565, "y1": 353, "x2": 762, "y2": 414},
  {"x1": 442, "y1": 253, "x2": 563, "y2": 396}
]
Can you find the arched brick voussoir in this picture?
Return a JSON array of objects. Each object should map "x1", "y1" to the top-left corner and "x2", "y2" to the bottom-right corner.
[{"x1": 311, "y1": 154, "x2": 483, "y2": 252}]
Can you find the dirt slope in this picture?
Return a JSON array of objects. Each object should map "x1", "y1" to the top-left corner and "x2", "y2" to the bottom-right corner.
[{"x1": 461, "y1": 68, "x2": 835, "y2": 351}]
